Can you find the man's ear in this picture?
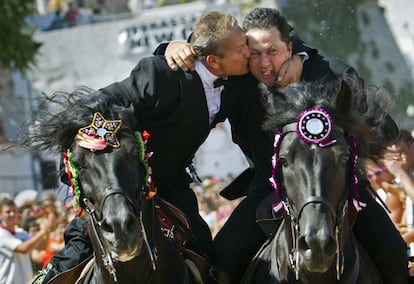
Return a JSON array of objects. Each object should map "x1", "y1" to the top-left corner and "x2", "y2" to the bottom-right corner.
[
  {"x1": 287, "y1": 41, "x2": 293, "y2": 58},
  {"x1": 205, "y1": 55, "x2": 221, "y2": 70}
]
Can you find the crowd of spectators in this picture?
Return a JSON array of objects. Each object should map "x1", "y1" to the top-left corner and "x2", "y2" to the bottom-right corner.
[
  {"x1": 366, "y1": 128, "x2": 414, "y2": 276},
  {"x1": 0, "y1": 174, "x2": 239, "y2": 282},
  {"x1": 27, "y1": 0, "x2": 203, "y2": 32},
  {"x1": 0, "y1": 192, "x2": 75, "y2": 283},
  {"x1": 193, "y1": 176, "x2": 242, "y2": 237}
]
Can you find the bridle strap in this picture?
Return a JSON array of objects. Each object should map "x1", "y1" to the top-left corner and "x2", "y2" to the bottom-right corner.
[
  {"x1": 296, "y1": 196, "x2": 337, "y2": 221},
  {"x1": 95, "y1": 187, "x2": 137, "y2": 222},
  {"x1": 286, "y1": 196, "x2": 348, "y2": 280},
  {"x1": 282, "y1": 122, "x2": 344, "y2": 136},
  {"x1": 84, "y1": 197, "x2": 118, "y2": 282},
  {"x1": 82, "y1": 187, "x2": 145, "y2": 281},
  {"x1": 282, "y1": 122, "x2": 296, "y2": 134}
]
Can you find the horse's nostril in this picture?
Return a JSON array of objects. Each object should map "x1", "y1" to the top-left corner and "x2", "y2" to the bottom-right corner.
[
  {"x1": 125, "y1": 213, "x2": 139, "y2": 234},
  {"x1": 324, "y1": 237, "x2": 337, "y2": 255},
  {"x1": 298, "y1": 236, "x2": 310, "y2": 251},
  {"x1": 100, "y1": 220, "x2": 114, "y2": 234}
]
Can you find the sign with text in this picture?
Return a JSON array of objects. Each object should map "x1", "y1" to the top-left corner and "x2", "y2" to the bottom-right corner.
[
  {"x1": 117, "y1": 4, "x2": 241, "y2": 55},
  {"x1": 118, "y1": 13, "x2": 201, "y2": 55}
]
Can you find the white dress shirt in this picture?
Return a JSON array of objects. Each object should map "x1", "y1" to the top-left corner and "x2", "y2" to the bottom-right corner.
[{"x1": 194, "y1": 61, "x2": 225, "y2": 125}]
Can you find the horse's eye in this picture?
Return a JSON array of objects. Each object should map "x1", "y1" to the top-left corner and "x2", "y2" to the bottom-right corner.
[
  {"x1": 338, "y1": 152, "x2": 350, "y2": 165},
  {"x1": 279, "y1": 157, "x2": 288, "y2": 167}
]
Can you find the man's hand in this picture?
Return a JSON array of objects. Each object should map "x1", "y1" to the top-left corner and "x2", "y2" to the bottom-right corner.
[
  {"x1": 383, "y1": 146, "x2": 408, "y2": 178},
  {"x1": 274, "y1": 54, "x2": 303, "y2": 88},
  {"x1": 165, "y1": 41, "x2": 196, "y2": 71},
  {"x1": 381, "y1": 181, "x2": 404, "y2": 195}
]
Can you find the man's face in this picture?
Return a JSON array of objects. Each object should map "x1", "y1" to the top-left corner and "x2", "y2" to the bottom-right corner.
[
  {"x1": 246, "y1": 27, "x2": 292, "y2": 86},
  {"x1": 215, "y1": 27, "x2": 250, "y2": 77},
  {"x1": 366, "y1": 163, "x2": 394, "y2": 189},
  {"x1": 0, "y1": 204, "x2": 18, "y2": 228}
]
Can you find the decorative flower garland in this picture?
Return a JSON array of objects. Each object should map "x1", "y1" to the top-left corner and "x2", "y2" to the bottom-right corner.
[
  {"x1": 134, "y1": 130, "x2": 157, "y2": 200},
  {"x1": 63, "y1": 149, "x2": 84, "y2": 217},
  {"x1": 348, "y1": 134, "x2": 365, "y2": 211},
  {"x1": 269, "y1": 130, "x2": 284, "y2": 216}
]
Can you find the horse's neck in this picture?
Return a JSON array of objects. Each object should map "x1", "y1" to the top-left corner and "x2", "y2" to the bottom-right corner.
[{"x1": 92, "y1": 254, "x2": 156, "y2": 284}]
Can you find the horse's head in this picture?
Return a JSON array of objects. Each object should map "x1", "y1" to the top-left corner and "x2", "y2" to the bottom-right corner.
[
  {"x1": 67, "y1": 107, "x2": 147, "y2": 263},
  {"x1": 22, "y1": 88, "x2": 152, "y2": 267},
  {"x1": 262, "y1": 77, "x2": 382, "y2": 276}
]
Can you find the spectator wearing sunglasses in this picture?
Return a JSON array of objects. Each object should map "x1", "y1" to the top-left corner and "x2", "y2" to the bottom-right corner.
[{"x1": 366, "y1": 159, "x2": 406, "y2": 227}]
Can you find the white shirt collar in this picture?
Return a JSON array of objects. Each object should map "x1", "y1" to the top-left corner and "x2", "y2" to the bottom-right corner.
[{"x1": 195, "y1": 60, "x2": 221, "y2": 89}]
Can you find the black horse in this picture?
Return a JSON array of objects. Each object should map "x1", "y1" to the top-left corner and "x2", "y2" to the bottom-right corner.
[
  {"x1": 23, "y1": 88, "x2": 200, "y2": 284},
  {"x1": 242, "y1": 77, "x2": 391, "y2": 283}
]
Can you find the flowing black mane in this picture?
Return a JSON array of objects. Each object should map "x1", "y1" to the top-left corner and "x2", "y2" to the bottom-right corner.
[
  {"x1": 21, "y1": 87, "x2": 133, "y2": 152},
  {"x1": 261, "y1": 73, "x2": 397, "y2": 164}
]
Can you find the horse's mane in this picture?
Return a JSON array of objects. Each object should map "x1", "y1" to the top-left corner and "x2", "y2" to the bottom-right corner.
[
  {"x1": 262, "y1": 72, "x2": 398, "y2": 164},
  {"x1": 20, "y1": 86, "x2": 133, "y2": 152}
]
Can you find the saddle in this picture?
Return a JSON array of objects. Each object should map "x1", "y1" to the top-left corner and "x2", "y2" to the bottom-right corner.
[
  {"x1": 155, "y1": 196, "x2": 209, "y2": 283},
  {"x1": 154, "y1": 196, "x2": 192, "y2": 245},
  {"x1": 256, "y1": 193, "x2": 285, "y2": 238}
]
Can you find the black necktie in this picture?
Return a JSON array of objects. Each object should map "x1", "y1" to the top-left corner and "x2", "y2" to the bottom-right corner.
[{"x1": 213, "y1": 78, "x2": 227, "y2": 88}]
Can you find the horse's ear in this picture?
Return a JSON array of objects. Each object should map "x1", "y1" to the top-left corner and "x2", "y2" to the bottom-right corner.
[
  {"x1": 118, "y1": 104, "x2": 137, "y2": 128},
  {"x1": 336, "y1": 80, "x2": 353, "y2": 116}
]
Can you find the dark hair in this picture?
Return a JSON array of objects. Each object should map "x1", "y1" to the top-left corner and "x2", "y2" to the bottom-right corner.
[
  {"x1": 262, "y1": 72, "x2": 396, "y2": 163},
  {"x1": 242, "y1": 7, "x2": 290, "y2": 45},
  {"x1": 0, "y1": 197, "x2": 15, "y2": 210}
]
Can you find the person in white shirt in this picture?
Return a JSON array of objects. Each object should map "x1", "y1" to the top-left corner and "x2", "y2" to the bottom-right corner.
[{"x1": 0, "y1": 197, "x2": 54, "y2": 284}]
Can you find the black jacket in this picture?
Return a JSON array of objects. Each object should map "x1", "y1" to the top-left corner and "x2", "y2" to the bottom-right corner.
[{"x1": 99, "y1": 56, "x2": 232, "y2": 187}]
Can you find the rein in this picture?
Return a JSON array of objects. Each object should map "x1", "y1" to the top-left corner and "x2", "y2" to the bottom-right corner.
[
  {"x1": 83, "y1": 196, "x2": 118, "y2": 282},
  {"x1": 269, "y1": 107, "x2": 361, "y2": 280}
]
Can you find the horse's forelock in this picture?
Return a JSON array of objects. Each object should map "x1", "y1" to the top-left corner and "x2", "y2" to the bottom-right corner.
[
  {"x1": 261, "y1": 78, "x2": 392, "y2": 164},
  {"x1": 262, "y1": 81, "x2": 338, "y2": 132}
]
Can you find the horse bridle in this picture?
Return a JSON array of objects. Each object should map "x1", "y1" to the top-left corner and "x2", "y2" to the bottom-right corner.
[
  {"x1": 282, "y1": 188, "x2": 348, "y2": 280},
  {"x1": 82, "y1": 183, "x2": 157, "y2": 281},
  {"x1": 83, "y1": 187, "x2": 128, "y2": 283},
  {"x1": 65, "y1": 126, "x2": 158, "y2": 282},
  {"x1": 269, "y1": 108, "x2": 359, "y2": 280}
]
